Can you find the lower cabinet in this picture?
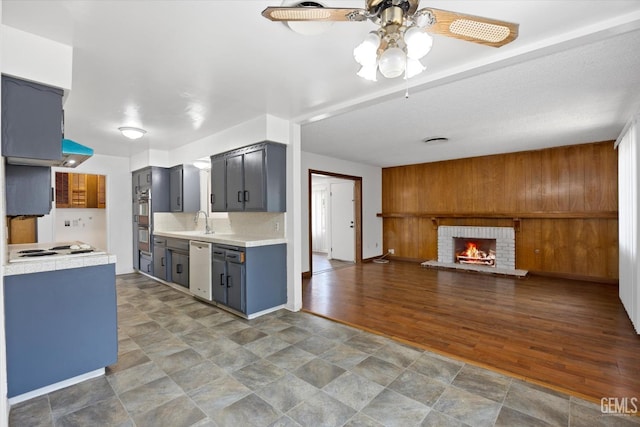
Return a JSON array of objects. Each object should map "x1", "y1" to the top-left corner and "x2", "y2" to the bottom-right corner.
[
  {"x1": 153, "y1": 237, "x2": 168, "y2": 280},
  {"x1": 171, "y1": 252, "x2": 189, "y2": 288},
  {"x1": 212, "y1": 243, "x2": 286, "y2": 317},
  {"x1": 139, "y1": 253, "x2": 152, "y2": 275},
  {"x1": 167, "y1": 238, "x2": 189, "y2": 288}
]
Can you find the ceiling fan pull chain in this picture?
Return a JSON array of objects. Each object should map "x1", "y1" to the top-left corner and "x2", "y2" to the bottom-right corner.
[{"x1": 404, "y1": 57, "x2": 410, "y2": 99}]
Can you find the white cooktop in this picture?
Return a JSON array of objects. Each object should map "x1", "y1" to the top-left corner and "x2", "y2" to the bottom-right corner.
[{"x1": 8, "y1": 241, "x2": 106, "y2": 263}]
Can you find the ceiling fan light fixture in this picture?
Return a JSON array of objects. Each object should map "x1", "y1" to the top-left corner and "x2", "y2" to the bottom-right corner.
[
  {"x1": 118, "y1": 126, "x2": 146, "y2": 140},
  {"x1": 405, "y1": 58, "x2": 426, "y2": 79},
  {"x1": 353, "y1": 32, "x2": 380, "y2": 66},
  {"x1": 357, "y1": 64, "x2": 378, "y2": 81},
  {"x1": 378, "y1": 46, "x2": 406, "y2": 78},
  {"x1": 404, "y1": 26, "x2": 433, "y2": 59}
]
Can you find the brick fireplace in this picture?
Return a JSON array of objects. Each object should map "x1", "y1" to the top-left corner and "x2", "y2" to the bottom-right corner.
[{"x1": 422, "y1": 225, "x2": 526, "y2": 276}]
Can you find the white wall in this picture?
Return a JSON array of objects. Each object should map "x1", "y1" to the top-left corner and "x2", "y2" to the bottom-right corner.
[
  {"x1": 1, "y1": 25, "x2": 73, "y2": 91},
  {"x1": 53, "y1": 208, "x2": 107, "y2": 250},
  {"x1": 617, "y1": 118, "x2": 640, "y2": 333},
  {"x1": 301, "y1": 152, "x2": 383, "y2": 273}
]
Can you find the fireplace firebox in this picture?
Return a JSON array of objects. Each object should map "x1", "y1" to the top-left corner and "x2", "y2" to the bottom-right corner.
[{"x1": 454, "y1": 238, "x2": 496, "y2": 267}]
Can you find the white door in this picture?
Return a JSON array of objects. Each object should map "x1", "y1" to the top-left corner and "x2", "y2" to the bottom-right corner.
[
  {"x1": 312, "y1": 186, "x2": 328, "y2": 253},
  {"x1": 330, "y1": 181, "x2": 355, "y2": 262}
]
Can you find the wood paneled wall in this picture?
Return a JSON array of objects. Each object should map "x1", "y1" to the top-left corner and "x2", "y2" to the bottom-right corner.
[{"x1": 381, "y1": 141, "x2": 619, "y2": 281}]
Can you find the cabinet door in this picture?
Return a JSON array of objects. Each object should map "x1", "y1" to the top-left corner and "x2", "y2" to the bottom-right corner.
[
  {"x1": 212, "y1": 255, "x2": 227, "y2": 305},
  {"x1": 153, "y1": 245, "x2": 167, "y2": 280},
  {"x1": 243, "y1": 148, "x2": 266, "y2": 211},
  {"x1": 1, "y1": 76, "x2": 63, "y2": 162},
  {"x1": 226, "y1": 153, "x2": 244, "y2": 211},
  {"x1": 5, "y1": 165, "x2": 52, "y2": 216},
  {"x1": 226, "y1": 262, "x2": 245, "y2": 313},
  {"x1": 169, "y1": 167, "x2": 183, "y2": 212},
  {"x1": 210, "y1": 157, "x2": 226, "y2": 212},
  {"x1": 172, "y1": 252, "x2": 189, "y2": 288}
]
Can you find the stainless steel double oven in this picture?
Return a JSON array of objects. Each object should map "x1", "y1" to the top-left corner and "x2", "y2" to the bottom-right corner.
[{"x1": 136, "y1": 189, "x2": 151, "y2": 254}]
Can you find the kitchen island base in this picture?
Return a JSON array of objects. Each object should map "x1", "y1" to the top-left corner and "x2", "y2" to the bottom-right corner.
[{"x1": 4, "y1": 263, "x2": 118, "y2": 399}]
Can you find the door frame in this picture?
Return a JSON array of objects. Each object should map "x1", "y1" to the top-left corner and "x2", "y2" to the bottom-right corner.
[{"x1": 308, "y1": 169, "x2": 362, "y2": 276}]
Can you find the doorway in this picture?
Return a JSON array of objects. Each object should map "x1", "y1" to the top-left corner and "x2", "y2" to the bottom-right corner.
[{"x1": 309, "y1": 170, "x2": 362, "y2": 275}]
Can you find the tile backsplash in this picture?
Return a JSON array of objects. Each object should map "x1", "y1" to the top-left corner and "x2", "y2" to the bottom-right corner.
[{"x1": 154, "y1": 212, "x2": 285, "y2": 238}]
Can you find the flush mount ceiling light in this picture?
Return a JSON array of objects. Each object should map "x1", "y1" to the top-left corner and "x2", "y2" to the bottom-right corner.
[
  {"x1": 118, "y1": 127, "x2": 146, "y2": 140},
  {"x1": 262, "y1": 0, "x2": 518, "y2": 81},
  {"x1": 284, "y1": 1, "x2": 334, "y2": 36}
]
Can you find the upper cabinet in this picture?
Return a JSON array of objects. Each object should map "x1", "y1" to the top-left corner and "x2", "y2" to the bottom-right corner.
[
  {"x1": 210, "y1": 156, "x2": 226, "y2": 212},
  {"x1": 132, "y1": 166, "x2": 170, "y2": 213},
  {"x1": 1, "y1": 75, "x2": 64, "y2": 165},
  {"x1": 211, "y1": 141, "x2": 286, "y2": 213},
  {"x1": 169, "y1": 164, "x2": 200, "y2": 212},
  {"x1": 5, "y1": 165, "x2": 52, "y2": 216}
]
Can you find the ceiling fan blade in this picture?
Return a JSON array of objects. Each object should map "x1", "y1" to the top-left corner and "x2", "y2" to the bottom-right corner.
[
  {"x1": 425, "y1": 8, "x2": 518, "y2": 47},
  {"x1": 262, "y1": 6, "x2": 367, "y2": 22}
]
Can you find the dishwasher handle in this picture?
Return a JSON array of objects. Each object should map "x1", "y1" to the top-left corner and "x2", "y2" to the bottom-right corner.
[{"x1": 190, "y1": 241, "x2": 211, "y2": 249}]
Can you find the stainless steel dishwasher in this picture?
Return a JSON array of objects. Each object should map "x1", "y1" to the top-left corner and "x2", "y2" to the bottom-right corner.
[{"x1": 189, "y1": 240, "x2": 212, "y2": 301}]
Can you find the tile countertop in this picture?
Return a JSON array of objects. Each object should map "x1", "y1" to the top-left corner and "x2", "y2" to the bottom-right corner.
[
  {"x1": 3, "y1": 253, "x2": 117, "y2": 277},
  {"x1": 153, "y1": 231, "x2": 287, "y2": 247},
  {"x1": 3, "y1": 241, "x2": 116, "y2": 277}
]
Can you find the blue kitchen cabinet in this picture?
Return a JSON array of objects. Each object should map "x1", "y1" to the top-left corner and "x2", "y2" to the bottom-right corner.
[
  {"x1": 4, "y1": 264, "x2": 118, "y2": 398},
  {"x1": 1, "y1": 75, "x2": 64, "y2": 164},
  {"x1": 169, "y1": 164, "x2": 200, "y2": 212},
  {"x1": 210, "y1": 156, "x2": 226, "y2": 212},
  {"x1": 166, "y1": 238, "x2": 190, "y2": 288},
  {"x1": 210, "y1": 141, "x2": 286, "y2": 212},
  {"x1": 212, "y1": 243, "x2": 286, "y2": 317},
  {"x1": 132, "y1": 166, "x2": 170, "y2": 273},
  {"x1": 5, "y1": 164, "x2": 52, "y2": 216}
]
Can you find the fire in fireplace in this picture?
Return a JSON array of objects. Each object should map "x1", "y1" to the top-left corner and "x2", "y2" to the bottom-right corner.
[{"x1": 454, "y1": 238, "x2": 496, "y2": 267}]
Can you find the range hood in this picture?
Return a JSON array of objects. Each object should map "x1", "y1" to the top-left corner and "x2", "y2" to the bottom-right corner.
[
  {"x1": 58, "y1": 139, "x2": 93, "y2": 168},
  {"x1": 5, "y1": 139, "x2": 94, "y2": 168}
]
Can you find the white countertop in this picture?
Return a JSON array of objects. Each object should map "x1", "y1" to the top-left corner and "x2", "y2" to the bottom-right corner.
[{"x1": 153, "y1": 230, "x2": 287, "y2": 247}]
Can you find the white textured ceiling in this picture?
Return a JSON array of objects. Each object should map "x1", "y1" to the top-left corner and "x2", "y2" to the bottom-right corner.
[{"x1": 3, "y1": 1, "x2": 640, "y2": 167}]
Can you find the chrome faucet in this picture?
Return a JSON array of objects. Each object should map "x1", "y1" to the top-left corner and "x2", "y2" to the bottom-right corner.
[{"x1": 194, "y1": 210, "x2": 212, "y2": 234}]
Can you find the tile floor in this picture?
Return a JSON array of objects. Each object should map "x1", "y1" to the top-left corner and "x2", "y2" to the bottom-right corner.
[{"x1": 9, "y1": 273, "x2": 640, "y2": 427}]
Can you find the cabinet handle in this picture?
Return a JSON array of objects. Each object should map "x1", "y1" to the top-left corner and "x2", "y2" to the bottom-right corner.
[
  {"x1": 220, "y1": 273, "x2": 225, "y2": 286},
  {"x1": 211, "y1": 194, "x2": 215, "y2": 205},
  {"x1": 177, "y1": 196, "x2": 181, "y2": 206},
  {"x1": 161, "y1": 257, "x2": 165, "y2": 267},
  {"x1": 227, "y1": 275, "x2": 232, "y2": 288},
  {"x1": 237, "y1": 191, "x2": 242, "y2": 203},
  {"x1": 244, "y1": 191, "x2": 249, "y2": 202},
  {"x1": 176, "y1": 264, "x2": 183, "y2": 274},
  {"x1": 147, "y1": 264, "x2": 151, "y2": 273},
  {"x1": 51, "y1": 187, "x2": 55, "y2": 202}
]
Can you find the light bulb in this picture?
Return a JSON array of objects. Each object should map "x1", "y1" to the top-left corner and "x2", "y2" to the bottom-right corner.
[
  {"x1": 357, "y1": 64, "x2": 378, "y2": 82},
  {"x1": 404, "y1": 26, "x2": 433, "y2": 60},
  {"x1": 405, "y1": 58, "x2": 426, "y2": 79},
  {"x1": 378, "y1": 47, "x2": 406, "y2": 78},
  {"x1": 353, "y1": 32, "x2": 380, "y2": 66}
]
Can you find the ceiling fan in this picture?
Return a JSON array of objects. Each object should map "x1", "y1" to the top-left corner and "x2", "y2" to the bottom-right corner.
[{"x1": 262, "y1": 0, "x2": 519, "y2": 81}]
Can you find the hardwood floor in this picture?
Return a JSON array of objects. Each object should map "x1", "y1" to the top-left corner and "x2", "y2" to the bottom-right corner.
[{"x1": 302, "y1": 261, "x2": 640, "y2": 403}]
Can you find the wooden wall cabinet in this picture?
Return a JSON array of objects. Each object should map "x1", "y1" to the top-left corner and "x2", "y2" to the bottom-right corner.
[{"x1": 55, "y1": 172, "x2": 106, "y2": 209}]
